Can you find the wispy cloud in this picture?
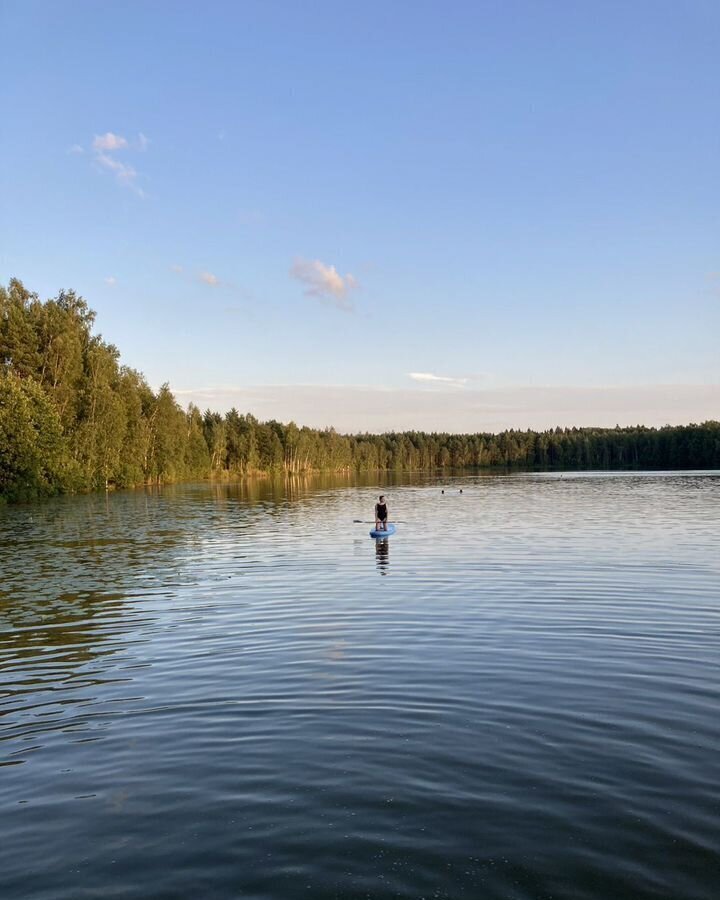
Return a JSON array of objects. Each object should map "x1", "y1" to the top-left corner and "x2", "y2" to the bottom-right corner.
[
  {"x1": 104, "y1": 276, "x2": 118, "y2": 286},
  {"x1": 94, "y1": 151, "x2": 144, "y2": 197},
  {"x1": 171, "y1": 264, "x2": 253, "y2": 300},
  {"x1": 408, "y1": 372, "x2": 469, "y2": 387},
  {"x1": 169, "y1": 383, "x2": 720, "y2": 434},
  {"x1": 290, "y1": 257, "x2": 358, "y2": 311},
  {"x1": 93, "y1": 132, "x2": 128, "y2": 151},
  {"x1": 75, "y1": 131, "x2": 148, "y2": 197}
]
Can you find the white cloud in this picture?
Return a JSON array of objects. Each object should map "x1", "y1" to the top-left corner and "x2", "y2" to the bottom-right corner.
[
  {"x1": 94, "y1": 151, "x2": 145, "y2": 197},
  {"x1": 93, "y1": 132, "x2": 128, "y2": 151},
  {"x1": 170, "y1": 383, "x2": 720, "y2": 434},
  {"x1": 79, "y1": 131, "x2": 147, "y2": 196},
  {"x1": 104, "y1": 276, "x2": 118, "y2": 286},
  {"x1": 290, "y1": 258, "x2": 358, "y2": 311},
  {"x1": 408, "y1": 372, "x2": 469, "y2": 387},
  {"x1": 172, "y1": 265, "x2": 252, "y2": 300},
  {"x1": 96, "y1": 152, "x2": 132, "y2": 176}
]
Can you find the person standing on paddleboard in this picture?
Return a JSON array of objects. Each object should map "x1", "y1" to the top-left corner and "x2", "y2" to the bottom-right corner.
[{"x1": 375, "y1": 495, "x2": 389, "y2": 531}]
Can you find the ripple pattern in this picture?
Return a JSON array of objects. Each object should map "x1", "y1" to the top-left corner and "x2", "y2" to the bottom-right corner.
[{"x1": 1, "y1": 472, "x2": 719, "y2": 899}]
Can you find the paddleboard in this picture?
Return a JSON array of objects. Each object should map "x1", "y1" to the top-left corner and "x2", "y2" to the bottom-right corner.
[{"x1": 370, "y1": 524, "x2": 396, "y2": 538}]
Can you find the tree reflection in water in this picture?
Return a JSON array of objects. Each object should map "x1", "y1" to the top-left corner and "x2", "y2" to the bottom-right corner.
[{"x1": 0, "y1": 489, "x2": 195, "y2": 763}]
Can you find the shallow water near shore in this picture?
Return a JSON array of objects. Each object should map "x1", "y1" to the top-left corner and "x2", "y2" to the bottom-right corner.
[{"x1": 1, "y1": 471, "x2": 719, "y2": 899}]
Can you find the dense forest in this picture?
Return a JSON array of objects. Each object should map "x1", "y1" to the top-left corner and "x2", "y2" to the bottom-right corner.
[{"x1": 1, "y1": 279, "x2": 718, "y2": 502}]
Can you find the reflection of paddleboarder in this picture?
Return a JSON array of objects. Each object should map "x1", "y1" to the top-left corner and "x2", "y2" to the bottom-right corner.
[
  {"x1": 375, "y1": 538, "x2": 389, "y2": 574},
  {"x1": 375, "y1": 495, "x2": 388, "y2": 531}
]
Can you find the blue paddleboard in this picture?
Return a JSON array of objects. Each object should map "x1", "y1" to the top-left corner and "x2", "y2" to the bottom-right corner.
[{"x1": 370, "y1": 524, "x2": 396, "y2": 538}]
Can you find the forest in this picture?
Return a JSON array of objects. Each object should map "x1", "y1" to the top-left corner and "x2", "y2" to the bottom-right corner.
[{"x1": 1, "y1": 279, "x2": 719, "y2": 502}]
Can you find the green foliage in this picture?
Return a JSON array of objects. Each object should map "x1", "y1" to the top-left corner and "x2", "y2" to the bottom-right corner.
[
  {"x1": 191, "y1": 418, "x2": 720, "y2": 476},
  {"x1": 185, "y1": 404, "x2": 211, "y2": 477},
  {"x1": 1, "y1": 278, "x2": 719, "y2": 503},
  {"x1": 0, "y1": 370, "x2": 66, "y2": 500}
]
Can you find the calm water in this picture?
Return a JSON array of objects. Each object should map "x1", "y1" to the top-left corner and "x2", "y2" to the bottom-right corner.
[{"x1": 1, "y1": 472, "x2": 719, "y2": 899}]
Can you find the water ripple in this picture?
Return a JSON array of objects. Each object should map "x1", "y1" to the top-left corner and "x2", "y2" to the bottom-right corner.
[{"x1": 1, "y1": 472, "x2": 719, "y2": 899}]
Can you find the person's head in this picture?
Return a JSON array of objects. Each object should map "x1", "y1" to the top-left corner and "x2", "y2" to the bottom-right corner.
[{"x1": 379, "y1": 495, "x2": 385, "y2": 502}]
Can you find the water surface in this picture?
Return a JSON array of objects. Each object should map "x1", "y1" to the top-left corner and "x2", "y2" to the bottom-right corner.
[{"x1": 1, "y1": 472, "x2": 719, "y2": 899}]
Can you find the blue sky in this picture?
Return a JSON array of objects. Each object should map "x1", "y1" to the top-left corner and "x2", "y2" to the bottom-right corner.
[{"x1": 1, "y1": 0, "x2": 718, "y2": 431}]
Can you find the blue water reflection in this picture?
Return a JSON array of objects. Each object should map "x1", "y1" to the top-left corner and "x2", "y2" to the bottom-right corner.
[{"x1": 1, "y1": 471, "x2": 719, "y2": 899}]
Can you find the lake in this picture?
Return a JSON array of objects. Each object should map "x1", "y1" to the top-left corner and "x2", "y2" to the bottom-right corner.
[{"x1": 1, "y1": 472, "x2": 719, "y2": 899}]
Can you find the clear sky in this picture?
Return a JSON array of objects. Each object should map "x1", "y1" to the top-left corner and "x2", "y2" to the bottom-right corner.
[{"x1": 1, "y1": 0, "x2": 718, "y2": 432}]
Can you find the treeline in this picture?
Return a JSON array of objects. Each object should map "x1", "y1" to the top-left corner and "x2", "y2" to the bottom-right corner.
[
  {"x1": 1, "y1": 280, "x2": 719, "y2": 501},
  {"x1": 202, "y1": 416, "x2": 720, "y2": 474},
  {"x1": 1, "y1": 280, "x2": 209, "y2": 501}
]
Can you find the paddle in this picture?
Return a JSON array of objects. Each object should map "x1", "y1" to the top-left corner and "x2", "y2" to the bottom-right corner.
[{"x1": 354, "y1": 519, "x2": 406, "y2": 524}]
